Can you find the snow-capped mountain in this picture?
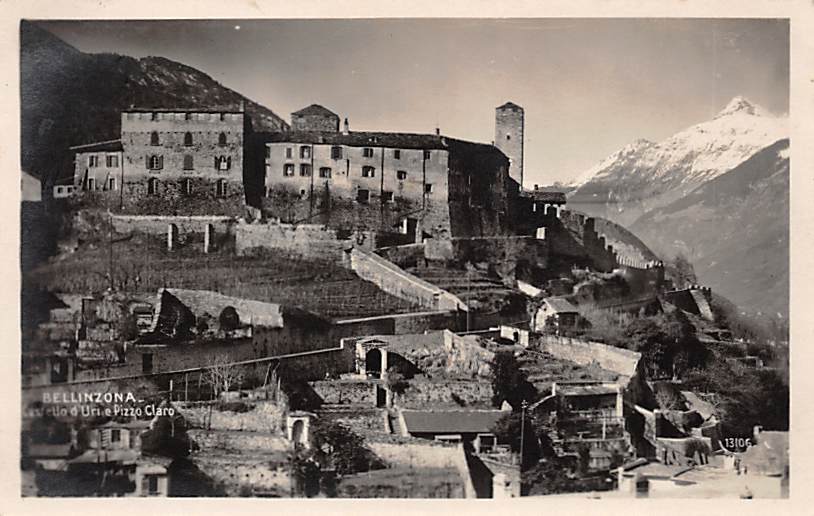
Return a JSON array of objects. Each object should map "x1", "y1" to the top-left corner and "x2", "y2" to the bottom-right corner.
[{"x1": 568, "y1": 96, "x2": 788, "y2": 227}]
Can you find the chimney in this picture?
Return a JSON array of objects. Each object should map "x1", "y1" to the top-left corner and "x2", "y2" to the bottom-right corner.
[
  {"x1": 435, "y1": 127, "x2": 440, "y2": 136},
  {"x1": 534, "y1": 184, "x2": 539, "y2": 191},
  {"x1": 343, "y1": 117, "x2": 349, "y2": 135}
]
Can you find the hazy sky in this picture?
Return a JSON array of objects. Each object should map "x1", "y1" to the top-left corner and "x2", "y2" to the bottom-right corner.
[{"x1": 39, "y1": 18, "x2": 789, "y2": 186}]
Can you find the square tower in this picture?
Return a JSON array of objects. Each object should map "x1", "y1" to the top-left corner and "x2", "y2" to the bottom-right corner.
[{"x1": 495, "y1": 102, "x2": 524, "y2": 187}]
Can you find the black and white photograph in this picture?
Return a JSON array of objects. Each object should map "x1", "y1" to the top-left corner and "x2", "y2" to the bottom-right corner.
[{"x1": 12, "y1": 12, "x2": 795, "y2": 502}]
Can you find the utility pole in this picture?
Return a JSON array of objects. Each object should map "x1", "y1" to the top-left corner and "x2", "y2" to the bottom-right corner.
[{"x1": 519, "y1": 400, "x2": 528, "y2": 469}]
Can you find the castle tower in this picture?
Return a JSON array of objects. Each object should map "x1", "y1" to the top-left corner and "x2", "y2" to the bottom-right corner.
[{"x1": 495, "y1": 102, "x2": 524, "y2": 187}]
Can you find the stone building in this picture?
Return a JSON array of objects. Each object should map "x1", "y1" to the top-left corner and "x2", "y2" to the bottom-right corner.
[
  {"x1": 71, "y1": 109, "x2": 251, "y2": 216},
  {"x1": 118, "y1": 109, "x2": 248, "y2": 216},
  {"x1": 69, "y1": 102, "x2": 532, "y2": 239},
  {"x1": 495, "y1": 102, "x2": 524, "y2": 188},
  {"x1": 259, "y1": 105, "x2": 511, "y2": 240},
  {"x1": 291, "y1": 104, "x2": 340, "y2": 132},
  {"x1": 70, "y1": 139, "x2": 124, "y2": 199}
]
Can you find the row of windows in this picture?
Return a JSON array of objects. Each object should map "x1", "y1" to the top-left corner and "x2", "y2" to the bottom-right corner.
[
  {"x1": 83, "y1": 177, "x2": 117, "y2": 191},
  {"x1": 145, "y1": 178, "x2": 229, "y2": 197},
  {"x1": 149, "y1": 131, "x2": 230, "y2": 147},
  {"x1": 87, "y1": 155, "x2": 120, "y2": 168},
  {"x1": 146, "y1": 155, "x2": 231, "y2": 171},
  {"x1": 354, "y1": 187, "x2": 431, "y2": 203},
  {"x1": 279, "y1": 164, "x2": 410, "y2": 180},
  {"x1": 140, "y1": 112, "x2": 234, "y2": 122},
  {"x1": 268, "y1": 145, "x2": 432, "y2": 161}
]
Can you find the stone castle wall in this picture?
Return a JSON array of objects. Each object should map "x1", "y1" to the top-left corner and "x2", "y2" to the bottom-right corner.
[
  {"x1": 349, "y1": 248, "x2": 468, "y2": 312},
  {"x1": 536, "y1": 334, "x2": 642, "y2": 380},
  {"x1": 234, "y1": 221, "x2": 377, "y2": 260}
]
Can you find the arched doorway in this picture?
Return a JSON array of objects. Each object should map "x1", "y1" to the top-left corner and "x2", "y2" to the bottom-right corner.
[
  {"x1": 291, "y1": 419, "x2": 305, "y2": 445},
  {"x1": 366, "y1": 349, "x2": 382, "y2": 379}
]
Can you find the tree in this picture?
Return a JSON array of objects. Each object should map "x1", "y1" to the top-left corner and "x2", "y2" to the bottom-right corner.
[
  {"x1": 671, "y1": 253, "x2": 697, "y2": 289},
  {"x1": 491, "y1": 411, "x2": 542, "y2": 469},
  {"x1": 309, "y1": 419, "x2": 382, "y2": 476},
  {"x1": 489, "y1": 352, "x2": 537, "y2": 409},
  {"x1": 203, "y1": 354, "x2": 245, "y2": 398}
]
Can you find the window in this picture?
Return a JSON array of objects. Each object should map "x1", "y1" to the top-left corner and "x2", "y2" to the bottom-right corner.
[
  {"x1": 331, "y1": 146, "x2": 343, "y2": 159},
  {"x1": 362, "y1": 166, "x2": 375, "y2": 178},
  {"x1": 283, "y1": 164, "x2": 295, "y2": 176},
  {"x1": 150, "y1": 131, "x2": 160, "y2": 146},
  {"x1": 218, "y1": 132, "x2": 227, "y2": 146},
  {"x1": 397, "y1": 170, "x2": 407, "y2": 180},
  {"x1": 319, "y1": 167, "x2": 332, "y2": 178},
  {"x1": 108, "y1": 177, "x2": 116, "y2": 191},
  {"x1": 300, "y1": 164, "x2": 312, "y2": 177},
  {"x1": 147, "y1": 178, "x2": 158, "y2": 195},
  {"x1": 285, "y1": 147, "x2": 293, "y2": 159},
  {"x1": 425, "y1": 183, "x2": 434, "y2": 194},
  {"x1": 86, "y1": 178, "x2": 96, "y2": 191},
  {"x1": 184, "y1": 113, "x2": 192, "y2": 121},
  {"x1": 506, "y1": 134, "x2": 511, "y2": 141},
  {"x1": 357, "y1": 189, "x2": 370, "y2": 203},
  {"x1": 265, "y1": 146, "x2": 271, "y2": 159},
  {"x1": 183, "y1": 155, "x2": 194, "y2": 170},
  {"x1": 215, "y1": 156, "x2": 231, "y2": 171},
  {"x1": 151, "y1": 113, "x2": 158, "y2": 121},
  {"x1": 300, "y1": 146, "x2": 311, "y2": 159},
  {"x1": 382, "y1": 191, "x2": 394, "y2": 202},
  {"x1": 263, "y1": 186, "x2": 269, "y2": 198},
  {"x1": 394, "y1": 149, "x2": 401, "y2": 160},
  {"x1": 88, "y1": 155, "x2": 99, "y2": 168},
  {"x1": 111, "y1": 429, "x2": 121, "y2": 443},
  {"x1": 363, "y1": 147, "x2": 374, "y2": 158},
  {"x1": 423, "y1": 150, "x2": 431, "y2": 160},
  {"x1": 220, "y1": 113, "x2": 226, "y2": 121},
  {"x1": 216, "y1": 179, "x2": 227, "y2": 197},
  {"x1": 184, "y1": 132, "x2": 193, "y2": 146},
  {"x1": 106, "y1": 155, "x2": 119, "y2": 167},
  {"x1": 181, "y1": 178, "x2": 192, "y2": 195},
  {"x1": 147, "y1": 155, "x2": 163, "y2": 171}
]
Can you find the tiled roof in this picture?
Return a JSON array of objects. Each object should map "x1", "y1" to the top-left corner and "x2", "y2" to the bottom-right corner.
[
  {"x1": 262, "y1": 131, "x2": 502, "y2": 153},
  {"x1": 401, "y1": 409, "x2": 507, "y2": 434},
  {"x1": 555, "y1": 383, "x2": 618, "y2": 396},
  {"x1": 69, "y1": 139, "x2": 123, "y2": 153},
  {"x1": 292, "y1": 104, "x2": 338, "y2": 117},
  {"x1": 544, "y1": 297, "x2": 579, "y2": 314},
  {"x1": 27, "y1": 443, "x2": 73, "y2": 458}
]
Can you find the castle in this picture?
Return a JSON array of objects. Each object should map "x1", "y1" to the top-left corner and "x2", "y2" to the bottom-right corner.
[{"x1": 69, "y1": 102, "x2": 546, "y2": 240}]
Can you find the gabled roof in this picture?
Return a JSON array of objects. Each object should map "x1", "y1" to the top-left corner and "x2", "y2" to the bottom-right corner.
[
  {"x1": 69, "y1": 139, "x2": 123, "y2": 153},
  {"x1": 401, "y1": 409, "x2": 507, "y2": 434},
  {"x1": 262, "y1": 131, "x2": 501, "y2": 154},
  {"x1": 292, "y1": 104, "x2": 338, "y2": 117},
  {"x1": 543, "y1": 297, "x2": 579, "y2": 314},
  {"x1": 556, "y1": 383, "x2": 618, "y2": 396}
]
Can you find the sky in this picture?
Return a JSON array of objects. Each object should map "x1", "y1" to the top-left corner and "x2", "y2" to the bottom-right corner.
[{"x1": 39, "y1": 18, "x2": 789, "y2": 186}]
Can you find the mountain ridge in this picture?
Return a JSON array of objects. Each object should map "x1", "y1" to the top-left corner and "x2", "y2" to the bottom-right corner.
[{"x1": 21, "y1": 21, "x2": 289, "y2": 183}]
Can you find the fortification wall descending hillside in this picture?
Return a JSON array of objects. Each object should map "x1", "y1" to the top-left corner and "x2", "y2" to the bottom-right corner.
[
  {"x1": 235, "y1": 221, "x2": 377, "y2": 260},
  {"x1": 348, "y1": 248, "x2": 468, "y2": 312},
  {"x1": 663, "y1": 286, "x2": 714, "y2": 320},
  {"x1": 558, "y1": 210, "x2": 618, "y2": 272}
]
